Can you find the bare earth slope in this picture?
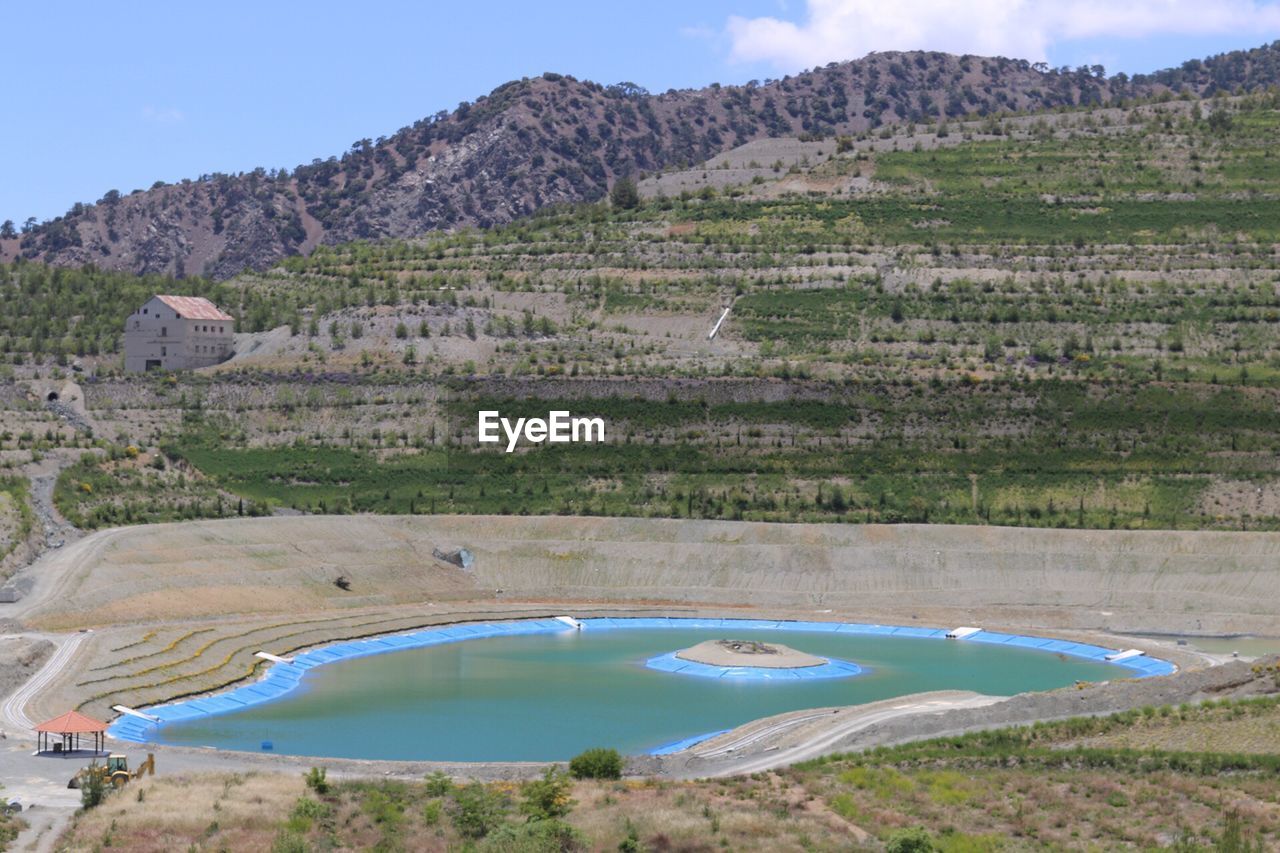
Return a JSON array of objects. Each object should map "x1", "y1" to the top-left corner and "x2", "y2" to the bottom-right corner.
[{"x1": 20, "y1": 515, "x2": 1280, "y2": 636}]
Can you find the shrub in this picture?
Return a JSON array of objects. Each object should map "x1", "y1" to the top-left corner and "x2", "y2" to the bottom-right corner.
[
  {"x1": 80, "y1": 765, "x2": 106, "y2": 809},
  {"x1": 423, "y1": 770, "x2": 453, "y2": 797},
  {"x1": 618, "y1": 820, "x2": 643, "y2": 853},
  {"x1": 452, "y1": 783, "x2": 509, "y2": 839},
  {"x1": 271, "y1": 830, "x2": 309, "y2": 853},
  {"x1": 568, "y1": 747, "x2": 622, "y2": 780},
  {"x1": 362, "y1": 784, "x2": 406, "y2": 829},
  {"x1": 292, "y1": 797, "x2": 330, "y2": 821},
  {"x1": 286, "y1": 796, "x2": 331, "y2": 834},
  {"x1": 479, "y1": 818, "x2": 583, "y2": 852},
  {"x1": 303, "y1": 766, "x2": 329, "y2": 795},
  {"x1": 520, "y1": 767, "x2": 575, "y2": 821},
  {"x1": 886, "y1": 827, "x2": 937, "y2": 853}
]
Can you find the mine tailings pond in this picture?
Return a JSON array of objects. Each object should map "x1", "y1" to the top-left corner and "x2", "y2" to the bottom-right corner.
[{"x1": 132, "y1": 619, "x2": 1163, "y2": 761}]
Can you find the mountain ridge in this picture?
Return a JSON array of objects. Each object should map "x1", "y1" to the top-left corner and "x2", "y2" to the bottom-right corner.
[{"x1": 4, "y1": 40, "x2": 1278, "y2": 279}]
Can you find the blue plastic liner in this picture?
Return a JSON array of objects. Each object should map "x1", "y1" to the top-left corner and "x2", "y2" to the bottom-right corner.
[
  {"x1": 107, "y1": 616, "x2": 1177, "y2": 743},
  {"x1": 648, "y1": 729, "x2": 732, "y2": 755}
]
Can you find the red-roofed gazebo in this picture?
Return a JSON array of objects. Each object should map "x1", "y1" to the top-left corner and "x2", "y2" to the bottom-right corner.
[{"x1": 35, "y1": 710, "x2": 107, "y2": 755}]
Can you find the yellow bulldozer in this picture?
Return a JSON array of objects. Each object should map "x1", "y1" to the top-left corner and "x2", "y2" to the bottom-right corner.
[{"x1": 67, "y1": 753, "x2": 155, "y2": 789}]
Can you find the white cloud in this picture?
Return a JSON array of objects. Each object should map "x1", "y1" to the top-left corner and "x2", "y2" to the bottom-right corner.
[
  {"x1": 141, "y1": 105, "x2": 185, "y2": 124},
  {"x1": 726, "y1": 0, "x2": 1280, "y2": 69}
]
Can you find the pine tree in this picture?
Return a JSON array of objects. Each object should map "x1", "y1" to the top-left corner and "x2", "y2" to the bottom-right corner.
[{"x1": 610, "y1": 177, "x2": 640, "y2": 210}]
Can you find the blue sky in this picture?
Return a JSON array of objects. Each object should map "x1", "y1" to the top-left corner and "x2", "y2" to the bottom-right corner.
[{"x1": 3, "y1": 1, "x2": 1277, "y2": 225}]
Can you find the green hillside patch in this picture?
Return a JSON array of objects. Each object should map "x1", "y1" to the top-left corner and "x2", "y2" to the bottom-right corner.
[
  {"x1": 0, "y1": 475, "x2": 34, "y2": 565},
  {"x1": 163, "y1": 379, "x2": 1280, "y2": 530}
]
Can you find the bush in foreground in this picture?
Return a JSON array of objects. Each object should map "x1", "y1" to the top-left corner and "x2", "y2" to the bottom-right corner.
[
  {"x1": 568, "y1": 747, "x2": 622, "y2": 780},
  {"x1": 886, "y1": 827, "x2": 937, "y2": 853}
]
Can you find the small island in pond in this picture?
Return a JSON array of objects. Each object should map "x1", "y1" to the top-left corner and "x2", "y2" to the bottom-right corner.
[{"x1": 675, "y1": 639, "x2": 827, "y2": 669}]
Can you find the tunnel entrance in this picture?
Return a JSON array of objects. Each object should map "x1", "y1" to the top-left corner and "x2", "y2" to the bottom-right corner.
[{"x1": 45, "y1": 391, "x2": 59, "y2": 402}]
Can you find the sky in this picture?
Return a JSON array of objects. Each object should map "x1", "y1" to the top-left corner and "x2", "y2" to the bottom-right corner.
[{"x1": 2, "y1": 1, "x2": 1277, "y2": 226}]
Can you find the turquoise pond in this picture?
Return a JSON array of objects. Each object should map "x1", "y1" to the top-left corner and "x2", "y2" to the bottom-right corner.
[{"x1": 117, "y1": 619, "x2": 1164, "y2": 762}]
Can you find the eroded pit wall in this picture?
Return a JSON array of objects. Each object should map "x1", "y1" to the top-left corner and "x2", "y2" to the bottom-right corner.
[{"x1": 20, "y1": 515, "x2": 1280, "y2": 637}]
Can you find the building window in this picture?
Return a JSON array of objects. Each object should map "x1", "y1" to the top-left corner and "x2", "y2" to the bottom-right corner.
[
  {"x1": 161, "y1": 326, "x2": 167, "y2": 337},
  {"x1": 161, "y1": 346, "x2": 167, "y2": 357}
]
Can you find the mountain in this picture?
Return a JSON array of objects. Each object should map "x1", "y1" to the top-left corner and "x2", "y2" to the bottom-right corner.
[{"x1": 5, "y1": 41, "x2": 1278, "y2": 280}]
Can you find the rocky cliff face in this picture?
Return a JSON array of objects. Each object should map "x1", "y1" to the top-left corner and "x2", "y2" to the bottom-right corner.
[{"x1": 8, "y1": 42, "x2": 1278, "y2": 279}]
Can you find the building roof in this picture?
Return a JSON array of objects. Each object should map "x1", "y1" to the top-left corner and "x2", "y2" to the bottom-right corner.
[
  {"x1": 34, "y1": 710, "x2": 108, "y2": 734},
  {"x1": 154, "y1": 295, "x2": 233, "y2": 321}
]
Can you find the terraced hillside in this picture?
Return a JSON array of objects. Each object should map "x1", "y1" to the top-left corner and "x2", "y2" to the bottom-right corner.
[{"x1": 3, "y1": 94, "x2": 1280, "y2": 532}]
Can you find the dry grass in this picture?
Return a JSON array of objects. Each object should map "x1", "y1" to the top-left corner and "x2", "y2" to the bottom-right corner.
[
  {"x1": 568, "y1": 777, "x2": 866, "y2": 850},
  {"x1": 59, "y1": 771, "x2": 303, "y2": 853},
  {"x1": 1067, "y1": 700, "x2": 1280, "y2": 754},
  {"x1": 803, "y1": 762, "x2": 1280, "y2": 848},
  {"x1": 56, "y1": 773, "x2": 867, "y2": 853},
  {"x1": 53, "y1": 730, "x2": 1280, "y2": 852}
]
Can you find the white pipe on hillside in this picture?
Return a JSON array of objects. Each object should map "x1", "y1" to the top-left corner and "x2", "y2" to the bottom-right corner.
[
  {"x1": 112, "y1": 705, "x2": 160, "y2": 723},
  {"x1": 254, "y1": 651, "x2": 294, "y2": 664},
  {"x1": 708, "y1": 306, "x2": 731, "y2": 340}
]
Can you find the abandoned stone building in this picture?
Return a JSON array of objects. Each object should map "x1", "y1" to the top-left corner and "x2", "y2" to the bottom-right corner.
[{"x1": 124, "y1": 295, "x2": 234, "y2": 372}]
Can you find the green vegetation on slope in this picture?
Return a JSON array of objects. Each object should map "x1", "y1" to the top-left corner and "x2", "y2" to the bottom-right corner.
[
  {"x1": 15, "y1": 94, "x2": 1280, "y2": 533},
  {"x1": 144, "y1": 379, "x2": 1280, "y2": 530},
  {"x1": 0, "y1": 262, "x2": 249, "y2": 363},
  {"x1": 54, "y1": 447, "x2": 268, "y2": 530},
  {"x1": 0, "y1": 474, "x2": 34, "y2": 565}
]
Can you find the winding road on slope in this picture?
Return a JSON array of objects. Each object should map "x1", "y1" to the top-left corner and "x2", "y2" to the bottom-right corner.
[
  {"x1": 0, "y1": 524, "x2": 118, "y2": 853},
  {"x1": 679, "y1": 693, "x2": 1004, "y2": 777},
  {"x1": 0, "y1": 631, "x2": 88, "y2": 732}
]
